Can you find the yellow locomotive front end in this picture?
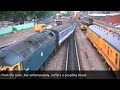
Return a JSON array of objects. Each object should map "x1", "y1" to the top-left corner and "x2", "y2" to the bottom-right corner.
[
  {"x1": 0, "y1": 62, "x2": 23, "y2": 79},
  {"x1": 80, "y1": 25, "x2": 88, "y2": 30},
  {"x1": 34, "y1": 24, "x2": 47, "y2": 32},
  {"x1": 0, "y1": 63, "x2": 22, "y2": 71}
]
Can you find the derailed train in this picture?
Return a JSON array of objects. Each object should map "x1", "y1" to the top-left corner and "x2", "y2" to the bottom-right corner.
[
  {"x1": 86, "y1": 25, "x2": 120, "y2": 77},
  {"x1": 0, "y1": 23, "x2": 76, "y2": 71}
]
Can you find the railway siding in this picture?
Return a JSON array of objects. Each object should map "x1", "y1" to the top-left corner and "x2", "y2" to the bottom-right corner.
[
  {"x1": 75, "y1": 26, "x2": 108, "y2": 70},
  {"x1": 66, "y1": 34, "x2": 80, "y2": 71}
]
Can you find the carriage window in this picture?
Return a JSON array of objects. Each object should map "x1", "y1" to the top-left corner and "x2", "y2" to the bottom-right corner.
[
  {"x1": 105, "y1": 44, "x2": 106, "y2": 49},
  {"x1": 107, "y1": 46, "x2": 109, "y2": 55},
  {"x1": 115, "y1": 53, "x2": 118, "y2": 65},
  {"x1": 110, "y1": 49, "x2": 112, "y2": 56}
]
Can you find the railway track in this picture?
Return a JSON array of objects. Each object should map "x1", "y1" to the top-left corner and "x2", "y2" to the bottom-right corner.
[
  {"x1": 65, "y1": 33, "x2": 87, "y2": 79},
  {"x1": 65, "y1": 33, "x2": 80, "y2": 71},
  {"x1": 43, "y1": 23, "x2": 117, "y2": 79},
  {"x1": 79, "y1": 27, "x2": 118, "y2": 79}
]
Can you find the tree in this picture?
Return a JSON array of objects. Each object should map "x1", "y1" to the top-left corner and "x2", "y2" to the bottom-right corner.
[{"x1": 0, "y1": 11, "x2": 58, "y2": 23}]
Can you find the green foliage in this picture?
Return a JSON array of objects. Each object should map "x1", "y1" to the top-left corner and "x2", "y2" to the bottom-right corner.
[{"x1": 0, "y1": 11, "x2": 58, "y2": 22}]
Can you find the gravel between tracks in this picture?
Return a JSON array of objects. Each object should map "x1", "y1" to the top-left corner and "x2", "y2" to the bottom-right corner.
[
  {"x1": 75, "y1": 26, "x2": 108, "y2": 70},
  {"x1": 43, "y1": 42, "x2": 67, "y2": 71}
]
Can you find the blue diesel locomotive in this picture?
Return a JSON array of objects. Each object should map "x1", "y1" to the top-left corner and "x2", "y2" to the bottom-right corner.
[{"x1": 0, "y1": 23, "x2": 76, "y2": 71}]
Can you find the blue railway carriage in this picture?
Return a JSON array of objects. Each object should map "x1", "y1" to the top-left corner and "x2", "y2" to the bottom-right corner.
[
  {"x1": 51, "y1": 23, "x2": 76, "y2": 46},
  {"x1": 0, "y1": 30, "x2": 56, "y2": 71}
]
